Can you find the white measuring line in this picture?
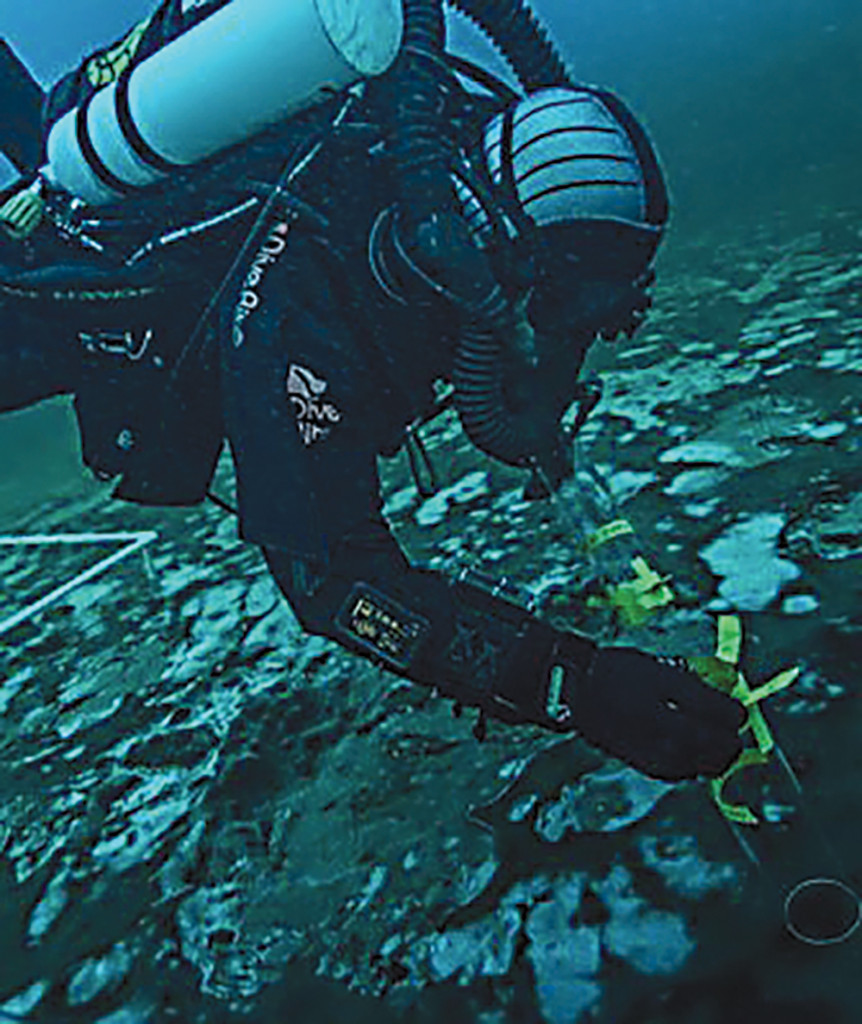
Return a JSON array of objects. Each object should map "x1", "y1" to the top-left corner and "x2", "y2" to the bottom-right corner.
[{"x1": 0, "y1": 531, "x2": 159, "y2": 637}]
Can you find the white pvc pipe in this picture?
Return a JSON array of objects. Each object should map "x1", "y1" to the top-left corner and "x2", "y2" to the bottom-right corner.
[{"x1": 0, "y1": 531, "x2": 159, "y2": 637}]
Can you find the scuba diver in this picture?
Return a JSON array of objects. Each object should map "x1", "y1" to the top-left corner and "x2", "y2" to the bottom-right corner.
[{"x1": 0, "y1": 0, "x2": 746, "y2": 783}]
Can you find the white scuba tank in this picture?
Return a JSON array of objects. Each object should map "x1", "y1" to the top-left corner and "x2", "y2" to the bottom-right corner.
[{"x1": 42, "y1": 0, "x2": 404, "y2": 205}]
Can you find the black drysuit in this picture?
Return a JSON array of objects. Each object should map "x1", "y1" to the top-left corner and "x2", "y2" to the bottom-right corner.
[
  {"x1": 0, "y1": 21, "x2": 749, "y2": 780},
  {"x1": 0, "y1": 87, "x2": 596, "y2": 729},
  {"x1": 219, "y1": 109, "x2": 574, "y2": 716}
]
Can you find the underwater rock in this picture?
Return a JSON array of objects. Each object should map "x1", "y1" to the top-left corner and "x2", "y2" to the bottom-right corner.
[
  {"x1": 184, "y1": 580, "x2": 246, "y2": 642},
  {"x1": 700, "y1": 513, "x2": 801, "y2": 610},
  {"x1": 773, "y1": 665, "x2": 846, "y2": 716},
  {"x1": 534, "y1": 766, "x2": 676, "y2": 842},
  {"x1": 91, "y1": 998, "x2": 158, "y2": 1023},
  {"x1": 515, "y1": 873, "x2": 616, "y2": 1023},
  {"x1": 817, "y1": 345, "x2": 862, "y2": 372},
  {"x1": 242, "y1": 575, "x2": 279, "y2": 618},
  {"x1": 90, "y1": 771, "x2": 194, "y2": 873},
  {"x1": 454, "y1": 855, "x2": 498, "y2": 907},
  {"x1": 659, "y1": 440, "x2": 746, "y2": 467},
  {"x1": 414, "y1": 470, "x2": 490, "y2": 526},
  {"x1": 67, "y1": 941, "x2": 134, "y2": 1006},
  {"x1": 637, "y1": 834, "x2": 739, "y2": 900},
  {"x1": 782, "y1": 492, "x2": 862, "y2": 562},
  {"x1": 596, "y1": 865, "x2": 695, "y2": 975},
  {"x1": 241, "y1": 601, "x2": 300, "y2": 653},
  {"x1": 607, "y1": 469, "x2": 655, "y2": 503},
  {"x1": 781, "y1": 593, "x2": 820, "y2": 615},
  {"x1": 682, "y1": 499, "x2": 721, "y2": 518},
  {"x1": 0, "y1": 982, "x2": 49, "y2": 1020},
  {"x1": 123, "y1": 727, "x2": 218, "y2": 770},
  {"x1": 27, "y1": 866, "x2": 70, "y2": 944},
  {"x1": 425, "y1": 904, "x2": 523, "y2": 984},
  {"x1": 664, "y1": 467, "x2": 731, "y2": 497},
  {"x1": 508, "y1": 792, "x2": 539, "y2": 822},
  {"x1": 0, "y1": 665, "x2": 33, "y2": 714},
  {"x1": 382, "y1": 484, "x2": 419, "y2": 519},
  {"x1": 176, "y1": 882, "x2": 262, "y2": 1000},
  {"x1": 526, "y1": 879, "x2": 602, "y2": 1024}
]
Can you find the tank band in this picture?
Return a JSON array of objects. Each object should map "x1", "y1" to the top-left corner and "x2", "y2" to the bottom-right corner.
[
  {"x1": 76, "y1": 95, "x2": 134, "y2": 196},
  {"x1": 115, "y1": 69, "x2": 184, "y2": 175}
]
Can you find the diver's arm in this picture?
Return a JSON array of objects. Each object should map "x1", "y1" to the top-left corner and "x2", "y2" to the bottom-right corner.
[{"x1": 263, "y1": 523, "x2": 745, "y2": 783}]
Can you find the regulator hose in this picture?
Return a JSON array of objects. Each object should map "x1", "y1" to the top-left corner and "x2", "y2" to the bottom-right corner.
[
  {"x1": 447, "y1": 0, "x2": 574, "y2": 90},
  {"x1": 388, "y1": 0, "x2": 451, "y2": 221},
  {"x1": 387, "y1": 0, "x2": 573, "y2": 467},
  {"x1": 452, "y1": 312, "x2": 533, "y2": 466},
  {"x1": 388, "y1": 0, "x2": 499, "y2": 306}
]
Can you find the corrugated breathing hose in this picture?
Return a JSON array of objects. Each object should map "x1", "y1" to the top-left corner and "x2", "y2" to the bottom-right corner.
[{"x1": 388, "y1": 0, "x2": 575, "y2": 466}]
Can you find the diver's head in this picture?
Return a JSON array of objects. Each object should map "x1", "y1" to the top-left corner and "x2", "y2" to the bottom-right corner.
[{"x1": 455, "y1": 86, "x2": 669, "y2": 340}]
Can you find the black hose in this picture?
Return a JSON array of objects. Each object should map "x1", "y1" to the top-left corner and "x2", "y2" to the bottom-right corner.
[
  {"x1": 452, "y1": 315, "x2": 531, "y2": 466},
  {"x1": 443, "y1": 0, "x2": 574, "y2": 465},
  {"x1": 386, "y1": 0, "x2": 500, "y2": 310},
  {"x1": 447, "y1": 0, "x2": 574, "y2": 90},
  {"x1": 388, "y1": 0, "x2": 452, "y2": 221},
  {"x1": 390, "y1": 0, "x2": 574, "y2": 205},
  {"x1": 387, "y1": 0, "x2": 570, "y2": 466}
]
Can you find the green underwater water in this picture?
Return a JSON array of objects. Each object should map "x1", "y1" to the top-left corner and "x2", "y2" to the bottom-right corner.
[
  {"x1": 0, "y1": 203, "x2": 859, "y2": 1024},
  {"x1": 0, "y1": 2, "x2": 861, "y2": 1022}
]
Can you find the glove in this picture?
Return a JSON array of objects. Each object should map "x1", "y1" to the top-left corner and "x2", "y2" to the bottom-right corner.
[{"x1": 562, "y1": 644, "x2": 746, "y2": 782}]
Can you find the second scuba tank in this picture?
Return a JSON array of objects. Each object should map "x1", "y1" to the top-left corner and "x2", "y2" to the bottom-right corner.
[{"x1": 42, "y1": 0, "x2": 403, "y2": 205}]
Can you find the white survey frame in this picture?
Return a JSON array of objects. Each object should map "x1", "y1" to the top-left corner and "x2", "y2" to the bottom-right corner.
[{"x1": 0, "y1": 531, "x2": 158, "y2": 637}]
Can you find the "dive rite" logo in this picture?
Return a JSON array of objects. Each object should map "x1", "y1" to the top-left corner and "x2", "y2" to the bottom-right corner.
[{"x1": 286, "y1": 364, "x2": 342, "y2": 447}]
